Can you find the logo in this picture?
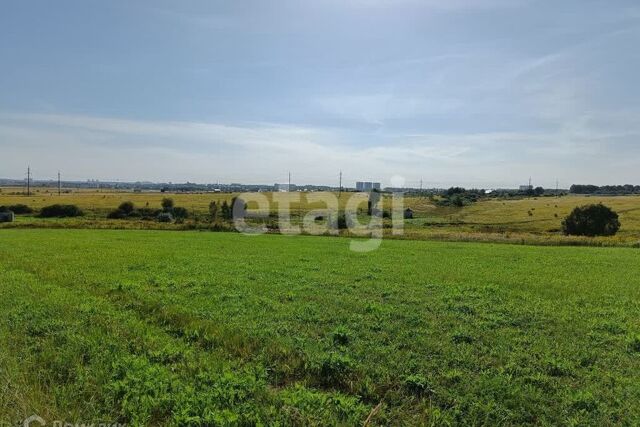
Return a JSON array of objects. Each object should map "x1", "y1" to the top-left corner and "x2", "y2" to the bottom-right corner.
[{"x1": 23, "y1": 415, "x2": 45, "y2": 427}]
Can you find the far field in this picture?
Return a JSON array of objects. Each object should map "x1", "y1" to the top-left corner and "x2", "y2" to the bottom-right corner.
[
  {"x1": 2, "y1": 187, "x2": 640, "y2": 246},
  {"x1": 1, "y1": 229, "x2": 640, "y2": 425}
]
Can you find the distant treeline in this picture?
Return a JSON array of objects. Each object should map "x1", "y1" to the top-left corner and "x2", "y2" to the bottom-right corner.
[{"x1": 570, "y1": 185, "x2": 640, "y2": 195}]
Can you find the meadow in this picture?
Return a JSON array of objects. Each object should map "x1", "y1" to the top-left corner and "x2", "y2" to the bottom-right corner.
[
  {"x1": 1, "y1": 229, "x2": 640, "y2": 425},
  {"x1": 2, "y1": 187, "x2": 640, "y2": 246}
]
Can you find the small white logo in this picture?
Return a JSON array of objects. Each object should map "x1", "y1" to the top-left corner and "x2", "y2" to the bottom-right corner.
[{"x1": 23, "y1": 415, "x2": 45, "y2": 427}]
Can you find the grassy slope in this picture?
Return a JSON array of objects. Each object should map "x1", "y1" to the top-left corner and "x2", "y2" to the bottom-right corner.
[
  {"x1": 1, "y1": 229, "x2": 640, "y2": 425},
  {"x1": 2, "y1": 188, "x2": 640, "y2": 246}
]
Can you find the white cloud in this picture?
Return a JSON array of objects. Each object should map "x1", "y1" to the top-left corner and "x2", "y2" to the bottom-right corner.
[{"x1": 1, "y1": 112, "x2": 638, "y2": 188}]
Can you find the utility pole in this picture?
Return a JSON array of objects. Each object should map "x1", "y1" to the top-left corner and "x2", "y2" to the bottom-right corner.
[
  {"x1": 420, "y1": 178, "x2": 423, "y2": 195},
  {"x1": 26, "y1": 166, "x2": 31, "y2": 196},
  {"x1": 58, "y1": 171, "x2": 61, "y2": 196}
]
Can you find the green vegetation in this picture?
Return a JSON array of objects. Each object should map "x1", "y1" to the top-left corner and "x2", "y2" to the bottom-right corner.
[
  {"x1": 563, "y1": 204, "x2": 621, "y2": 237},
  {"x1": 571, "y1": 184, "x2": 640, "y2": 195},
  {"x1": 1, "y1": 229, "x2": 640, "y2": 425},
  {"x1": 436, "y1": 187, "x2": 485, "y2": 207},
  {"x1": 39, "y1": 204, "x2": 84, "y2": 218},
  {"x1": 109, "y1": 199, "x2": 189, "y2": 223},
  {"x1": 1, "y1": 188, "x2": 640, "y2": 246},
  {"x1": 0, "y1": 204, "x2": 33, "y2": 214}
]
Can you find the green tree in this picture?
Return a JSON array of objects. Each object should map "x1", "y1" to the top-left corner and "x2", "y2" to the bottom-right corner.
[
  {"x1": 161, "y1": 198, "x2": 174, "y2": 211},
  {"x1": 220, "y1": 201, "x2": 231, "y2": 220},
  {"x1": 562, "y1": 204, "x2": 620, "y2": 237},
  {"x1": 118, "y1": 201, "x2": 135, "y2": 215}
]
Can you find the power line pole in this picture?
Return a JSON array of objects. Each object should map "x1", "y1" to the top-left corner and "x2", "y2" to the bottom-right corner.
[
  {"x1": 26, "y1": 165, "x2": 31, "y2": 196},
  {"x1": 288, "y1": 171, "x2": 291, "y2": 192},
  {"x1": 58, "y1": 171, "x2": 61, "y2": 196},
  {"x1": 420, "y1": 178, "x2": 423, "y2": 195}
]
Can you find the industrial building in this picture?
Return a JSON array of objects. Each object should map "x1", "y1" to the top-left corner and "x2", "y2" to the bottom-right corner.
[{"x1": 356, "y1": 181, "x2": 381, "y2": 192}]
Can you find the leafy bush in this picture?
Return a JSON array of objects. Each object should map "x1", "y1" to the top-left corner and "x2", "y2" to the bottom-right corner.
[
  {"x1": 562, "y1": 204, "x2": 620, "y2": 237},
  {"x1": 157, "y1": 212, "x2": 174, "y2": 223},
  {"x1": 0, "y1": 204, "x2": 33, "y2": 214},
  {"x1": 108, "y1": 201, "x2": 136, "y2": 219},
  {"x1": 451, "y1": 195, "x2": 465, "y2": 207},
  {"x1": 172, "y1": 206, "x2": 189, "y2": 219},
  {"x1": 39, "y1": 204, "x2": 84, "y2": 218},
  {"x1": 446, "y1": 187, "x2": 466, "y2": 196},
  {"x1": 161, "y1": 198, "x2": 174, "y2": 210},
  {"x1": 107, "y1": 209, "x2": 128, "y2": 219},
  {"x1": 118, "y1": 201, "x2": 135, "y2": 215}
]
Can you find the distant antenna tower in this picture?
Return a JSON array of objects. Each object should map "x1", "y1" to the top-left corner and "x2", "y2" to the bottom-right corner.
[
  {"x1": 26, "y1": 165, "x2": 31, "y2": 196},
  {"x1": 420, "y1": 178, "x2": 423, "y2": 194}
]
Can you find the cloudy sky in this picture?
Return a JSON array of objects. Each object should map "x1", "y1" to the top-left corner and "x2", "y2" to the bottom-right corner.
[{"x1": 1, "y1": 0, "x2": 639, "y2": 188}]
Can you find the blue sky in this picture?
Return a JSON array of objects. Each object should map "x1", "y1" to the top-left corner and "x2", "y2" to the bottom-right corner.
[{"x1": 1, "y1": 0, "x2": 639, "y2": 187}]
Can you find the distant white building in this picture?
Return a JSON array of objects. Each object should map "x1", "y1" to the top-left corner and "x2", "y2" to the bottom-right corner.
[
  {"x1": 519, "y1": 185, "x2": 533, "y2": 192},
  {"x1": 356, "y1": 181, "x2": 381, "y2": 192},
  {"x1": 275, "y1": 183, "x2": 296, "y2": 192}
]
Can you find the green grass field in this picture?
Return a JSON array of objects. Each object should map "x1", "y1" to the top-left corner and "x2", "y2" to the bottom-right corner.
[{"x1": 2, "y1": 229, "x2": 640, "y2": 425}]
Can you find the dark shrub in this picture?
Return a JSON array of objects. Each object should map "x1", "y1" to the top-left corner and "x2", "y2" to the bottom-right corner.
[
  {"x1": 107, "y1": 209, "x2": 128, "y2": 219},
  {"x1": 161, "y1": 198, "x2": 174, "y2": 210},
  {"x1": 446, "y1": 187, "x2": 466, "y2": 196},
  {"x1": 220, "y1": 201, "x2": 232, "y2": 220},
  {"x1": 157, "y1": 212, "x2": 174, "y2": 223},
  {"x1": 39, "y1": 204, "x2": 84, "y2": 218},
  {"x1": 172, "y1": 206, "x2": 189, "y2": 219},
  {"x1": 107, "y1": 201, "x2": 135, "y2": 219},
  {"x1": 134, "y1": 208, "x2": 161, "y2": 220},
  {"x1": 118, "y1": 201, "x2": 135, "y2": 215},
  {"x1": 0, "y1": 204, "x2": 33, "y2": 214},
  {"x1": 331, "y1": 212, "x2": 352, "y2": 230},
  {"x1": 451, "y1": 195, "x2": 465, "y2": 207},
  {"x1": 562, "y1": 204, "x2": 620, "y2": 237}
]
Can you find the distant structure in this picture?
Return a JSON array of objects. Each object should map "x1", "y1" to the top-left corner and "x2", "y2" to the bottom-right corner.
[
  {"x1": 356, "y1": 181, "x2": 381, "y2": 192},
  {"x1": 275, "y1": 183, "x2": 296, "y2": 192},
  {"x1": 520, "y1": 177, "x2": 533, "y2": 192}
]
